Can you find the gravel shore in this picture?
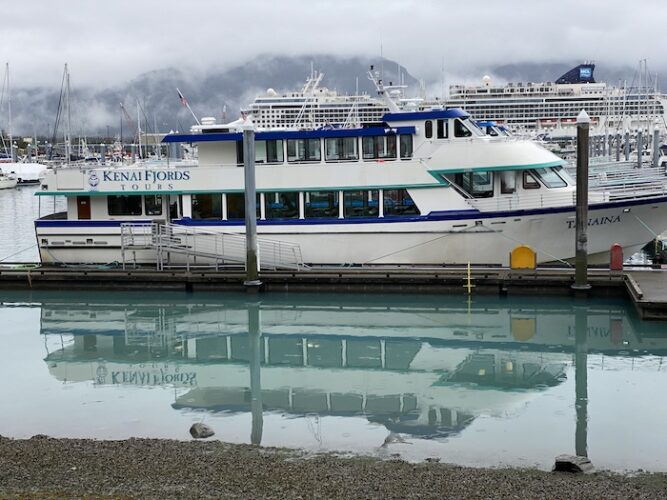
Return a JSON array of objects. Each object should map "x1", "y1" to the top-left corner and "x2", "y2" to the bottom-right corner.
[{"x1": 1, "y1": 435, "x2": 666, "y2": 499}]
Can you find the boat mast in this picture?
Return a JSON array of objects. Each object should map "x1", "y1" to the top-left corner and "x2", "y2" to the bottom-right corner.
[
  {"x1": 6, "y1": 63, "x2": 12, "y2": 159},
  {"x1": 65, "y1": 63, "x2": 71, "y2": 165},
  {"x1": 137, "y1": 101, "x2": 142, "y2": 159}
]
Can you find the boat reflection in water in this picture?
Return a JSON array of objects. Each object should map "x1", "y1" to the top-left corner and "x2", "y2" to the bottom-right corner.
[{"x1": 38, "y1": 292, "x2": 667, "y2": 460}]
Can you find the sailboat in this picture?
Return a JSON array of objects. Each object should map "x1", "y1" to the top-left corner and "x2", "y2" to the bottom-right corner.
[{"x1": 0, "y1": 62, "x2": 47, "y2": 184}]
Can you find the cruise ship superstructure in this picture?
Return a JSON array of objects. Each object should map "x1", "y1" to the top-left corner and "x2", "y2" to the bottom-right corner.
[
  {"x1": 447, "y1": 63, "x2": 666, "y2": 134},
  {"x1": 247, "y1": 70, "x2": 388, "y2": 130}
]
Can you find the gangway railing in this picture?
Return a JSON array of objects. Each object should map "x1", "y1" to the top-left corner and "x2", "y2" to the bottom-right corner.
[{"x1": 120, "y1": 222, "x2": 308, "y2": 272}]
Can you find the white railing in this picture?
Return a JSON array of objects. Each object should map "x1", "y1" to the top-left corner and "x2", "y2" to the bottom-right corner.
[{"x1": 121, "y1": 222, "x2": 307, "y2": 271}]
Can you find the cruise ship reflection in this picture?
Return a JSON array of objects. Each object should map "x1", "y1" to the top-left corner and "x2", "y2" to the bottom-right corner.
[{"x1": 32, "y1": 292, "x2": 667, "y2": 446}]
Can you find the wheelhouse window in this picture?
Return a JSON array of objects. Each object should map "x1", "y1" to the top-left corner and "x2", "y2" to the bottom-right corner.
[
  {"x1": 523, "y1": 171, "x2": 541, "y2": 189},
  {"x1": 325, "y1": 137, "x2": 358, "y2": 161},
  {"x1": 344, "y1": 190, "x2": 379, "y2": 218},
  {"x1": 256, "y1": 140, "x2": 284, "y2": 163},
  {"x1": 108, "y1": 195, "x2": 142, "y2": 216},
  {"x1": 287, "y1": 138, "x2": 321, "y2": 162},
  {"x1": 454, "y1": 172, "x2": 494, "y2": 198},
  {"x1": 437, "y1": 119, "x2": 448, "y2": 139},
  {"x1": 531, "y1": 167, "x2": 567, "y2": 188},
  {"x1": 454, "y1": 119, "x2": 472, "y2": 138},
  {"x1": 144, "y1": 195, "x2": 163, "y2": 216},
  {"x1": 383, "y1": 189, "x2": 419, "y2": 216},
  {"x1": 362, "y1": 135, "x2": 397, "y2": 160},
  {"x1": 425, "y1": 120, "x2": 433, "y2": 138},
  {"x1": 264, "y1": 192, "x2": 298, "y2": 219},
  {"x1": 304, "y1": 191, "x2": 339, "y2": 218},
  {"x1": 500, "y1": 171, "x2": 516, "y2": 194},
  {"x1": 191, "y1": 194, "x2": 222, "y2": 219},
  {"x1": 400, "y1": 134, "x2": 413, "y2": 158}
]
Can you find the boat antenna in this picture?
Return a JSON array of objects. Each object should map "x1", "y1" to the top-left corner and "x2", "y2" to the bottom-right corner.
[{"x1": 368, "y1": 65, "x2": 400, "y2": 113}]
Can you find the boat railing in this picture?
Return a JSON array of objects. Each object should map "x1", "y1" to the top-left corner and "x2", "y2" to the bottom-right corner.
[
  {"x1": 466, "y1": 191, "x2": 579, "y2": 212},
  {"x1": 467, "y1": 179, "x2": 667, "y2": 212},
  {"x1": 120, "y1": 222, "x2": 308, "y2": 271}
]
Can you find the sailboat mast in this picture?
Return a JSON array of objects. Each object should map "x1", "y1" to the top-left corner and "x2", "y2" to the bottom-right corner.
[
  {"x1": 5, "y1": 62, "x2": 13, "y2": 160},
  {"x1": 137, "y1": 101, "x2": 142, "y2": 159},
  {"x1": 65, "y1": 63, "x2": 72, "y2": 164}
]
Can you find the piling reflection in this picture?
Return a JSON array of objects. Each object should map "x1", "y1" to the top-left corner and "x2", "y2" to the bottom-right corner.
[
  {"x1": 30, "y1": 291, "x2": 667, "y2": 448},
  {"x1": 574, "y1": 306, "x2": 588, "y2": 457}
]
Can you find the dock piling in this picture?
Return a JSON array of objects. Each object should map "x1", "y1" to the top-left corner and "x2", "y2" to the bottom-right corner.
[
  {"x1": 573, "y1": 110, "x2": 591, "y2": 292},
  {"x1": 243, "y1": 124, "x2": 261, "y2": 288}
]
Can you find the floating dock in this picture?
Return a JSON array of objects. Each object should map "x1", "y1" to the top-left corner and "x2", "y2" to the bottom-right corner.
[{"x1": 1, "y1": 264, "x2": 665, "y2": 320}]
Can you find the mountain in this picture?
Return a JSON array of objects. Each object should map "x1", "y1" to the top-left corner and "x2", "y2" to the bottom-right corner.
[
  {"x1": 4, "y1": 55, "x2": 418, "y2": 138},
  {"x1": 3, "y1": 56, "x2": 663, "y2": 138}
]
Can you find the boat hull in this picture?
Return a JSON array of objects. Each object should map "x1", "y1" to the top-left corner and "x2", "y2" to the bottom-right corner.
[{"x1": 35, "y1": 197, "x2": 667, "y2": 266}]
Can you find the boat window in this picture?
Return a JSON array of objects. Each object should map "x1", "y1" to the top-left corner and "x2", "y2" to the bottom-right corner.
[
  {"x1": 144, "y1": 195, "x2": 163, "y2": 216},
  {"x1": 287, "y1": 138, "x2": 321, "y2": 162},
  {"x1": 236, "y1": 141, "x2": 244, "y2": 165},
  {"x1": 399, "y1": 134, "x2": 413, "y2": 159},
  {"x1": 552, "y1": 165, "x2": 573, "y2": 184},
  {"x1": 169, "y1": 196, "x2": 181, "y2": 219},
  {"x1": 256, "y1": 140, "x2": 284, "y2": 163},
  {"x1": 500, "y1": 171, "x2": 516, "y2": 194},
  {"x1": 362, "y1": 135, "x2": 397, "y2": 160},
  {"x1": 463, "y1": 118, "x2": 484, "y2": 136},
  {"x1": 226, "y1": 193, "x2": 261, "y2": 220},
  {"x1": 264, "y1": 192, "x2": 298, "y2": 219},
  {"x1": 383, "y1": 189, "x2": 420, "y2": 216},
  {"x1": 425, "y1": 120, "x2": 433, "y2": 138},
  {"x1": 192, "y1": 194, "x2": 222, "y2": 219},
  {"x1": 107, "y1": 195, "x2": 142, "y2": 216},
  {"x1": 531, "y1": 167, "x2": 567, "y2": 188},
  {"x1": 325, "y1": 137, "x2": 358, "y2": 161},
  {"x1": 304, "y1": 191, "x2": 339, "y2": 218},
  {"x1": 454, "y1": 119, "x2": 473, "y2": 138},
  {"x1": 454, "y1": 171, "x2": 494, "y2": 198},
  {"x1": 437, "y1": 119, "x2": 448, "y2": 139},
  {"x1": 344, "y1": 190, "x2": 379, "y2": 218},
  {"x1": 523, "y1": 171, "x2": 541, "y2": 189}
]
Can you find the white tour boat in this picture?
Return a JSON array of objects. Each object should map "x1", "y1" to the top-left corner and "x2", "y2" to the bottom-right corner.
[{"x1": 35, "y1": 76, "x2": 667, "y2": 267}]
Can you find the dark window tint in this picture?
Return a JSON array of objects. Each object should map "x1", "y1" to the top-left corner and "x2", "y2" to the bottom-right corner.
[{"x1": 108, "y1": 195, "x2": 142, "y2": 216}]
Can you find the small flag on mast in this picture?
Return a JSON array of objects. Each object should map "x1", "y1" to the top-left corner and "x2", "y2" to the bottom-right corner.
[{"x1": 177, "y1": 88, "x2": 188, "y2": 106}]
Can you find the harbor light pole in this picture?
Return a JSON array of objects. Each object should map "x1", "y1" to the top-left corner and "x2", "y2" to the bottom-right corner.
[
  {"x1": 573, "y1": 110, "x2": 591, "y2": 292},
  {"x1": 243, "y1": 121, "x2": 261, "y2": 289}
]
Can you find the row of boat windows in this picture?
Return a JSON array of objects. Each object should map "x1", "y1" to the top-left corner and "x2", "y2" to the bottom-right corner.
[
  {"x1": 447, "y1": 167, "x2": 570, "y2": 199},
  {"x1": 424, "y1": 118, "x2": 476, "y2": 139},
  {"x1": 105, "y1": 189, "x2": 420, "y2": 219},
  {"x1": 239, "y1": 136, "x2": 414, "y2": 163}
]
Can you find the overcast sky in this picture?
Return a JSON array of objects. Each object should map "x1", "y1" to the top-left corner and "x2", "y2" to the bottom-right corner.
[{"x1": 1, "y1": 0, "x2": 666, "y2": 89}]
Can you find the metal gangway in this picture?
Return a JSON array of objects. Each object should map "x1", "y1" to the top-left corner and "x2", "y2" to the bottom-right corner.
[{"x1": 120, "y1": 222, "x2": 308, "y2": 271}]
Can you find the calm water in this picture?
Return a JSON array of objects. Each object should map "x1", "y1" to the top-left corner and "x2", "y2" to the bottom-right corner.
[
  {"x1": 0, "y1": 290, "x2": 666, "y2": 472},
  {"x1": 0, "y1": 185, "x2": 65, "y2": 263}
]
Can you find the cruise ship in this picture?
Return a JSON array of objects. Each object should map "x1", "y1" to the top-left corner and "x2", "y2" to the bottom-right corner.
[
  {"x1": 448, "y1": 63, "x2": 666, "y2": 134},
  {"x1": 247, "y1": 64, "x2": 666, "y2": 135},
  {"x1": 247, "y1": 70, "x2": 388, "y2": 129}
]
